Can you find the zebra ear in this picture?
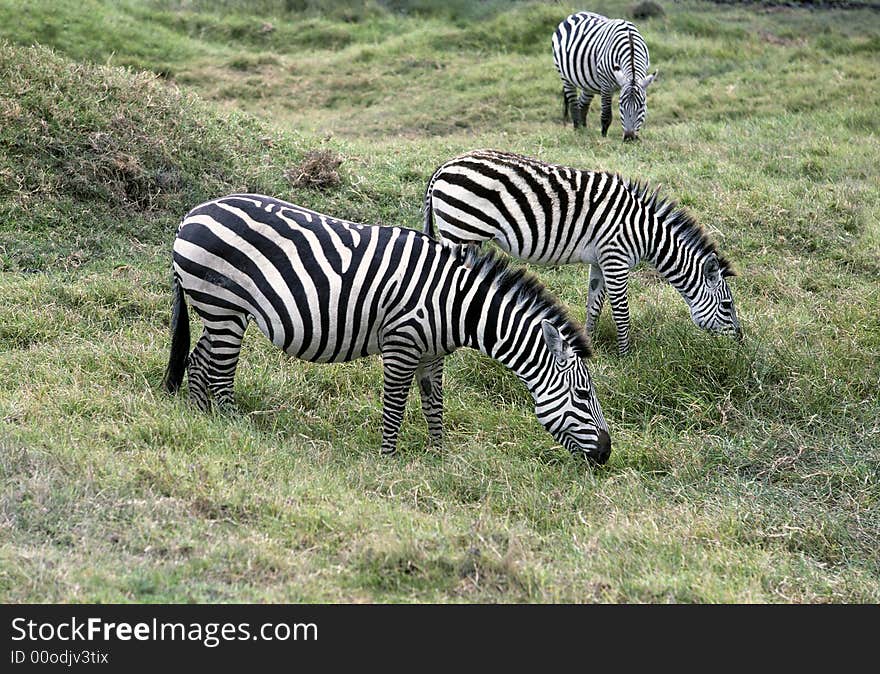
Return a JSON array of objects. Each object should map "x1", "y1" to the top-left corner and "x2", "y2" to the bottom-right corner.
[
  {"x1": 612, "y1": 68, "x2": 629, "y2": 88},
  {"x1": 703, "y1": 254, "x2": 722, "y2": 288},
  {"x1": 542, "y1": 320, "x2": 574, "y2": 367},
  {"x1": 442, "y1": 239, "x2": 475, "y2": 267},
  {"x1": 638, "y1": 71, "x2": 658, "y2": 89}
]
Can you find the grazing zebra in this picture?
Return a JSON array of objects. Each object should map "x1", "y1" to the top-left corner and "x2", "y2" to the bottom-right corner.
[
  {"x1": 423, "y1": 149, "x2": 742, "y2": 355},
  {"x1": 163, "y1": 194, "x2": 612, "y2": 464},
  {"x1": 552, "y1": 11, "x2": 657, "y2": 140}
]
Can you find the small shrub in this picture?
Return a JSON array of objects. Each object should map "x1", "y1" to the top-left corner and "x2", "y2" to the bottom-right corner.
[
  {"x1": 631, "y1": 1, "x2": 665, "y2": 20},
  {"x1": 284, "y1": 149, "x2": 344, "y2": 190}
]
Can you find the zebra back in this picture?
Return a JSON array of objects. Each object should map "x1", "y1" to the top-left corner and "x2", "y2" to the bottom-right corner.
[
  {"x1": 425, "y1": 149, "x2": 617, "y2": 264},
  {"x1": 175, "y1": 194, "x2": 470, "y2": 362},
  {"x1": 426, "y1": 150, "x2": 734, "y2": 274}
]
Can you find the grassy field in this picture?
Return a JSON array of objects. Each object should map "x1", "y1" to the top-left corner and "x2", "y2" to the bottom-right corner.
[{"x1": 1, "y1": 0, "x2": 878, "y2": 602}]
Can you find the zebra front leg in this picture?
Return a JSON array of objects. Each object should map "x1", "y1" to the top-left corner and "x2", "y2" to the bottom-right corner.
[
  {"x1": 380, "y1": 348, "x2": 421, "y2": 455},
  {"x1": 585, "y1": 264, "x2": 606, "y2": 338},
  {"x1": 601, "y1": 93, "x2": 613, "y2": 138},
  {"x1": 577, "y1": 91, "x2": 593, "y2": 129},
  {"x1": 186, "y1": 330, "x2": 213, "y2": 412},
  {"x1": 416, "y1": 356, "x2": 445, "y2": 449},
  {"x1": 603, "y1": 266, "x2": 632, "y2": 356}
]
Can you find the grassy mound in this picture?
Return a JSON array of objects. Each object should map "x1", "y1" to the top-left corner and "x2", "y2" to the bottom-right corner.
[{"x1": 0, "y1": 42, "x2": 310, "y2": 271}]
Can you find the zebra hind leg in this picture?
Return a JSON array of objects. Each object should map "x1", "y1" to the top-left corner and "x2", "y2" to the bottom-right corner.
[
  {"x1": 186, "y1": 330, "x2": 214, "y2": 412},
  {"x1": 562, "y1": 82, "x2": 578, "y2": 128},
  {"x1": 577, "y1": 91, "x2": 593, "y2": 129},
  {"x1": 416, "y1": 357, "x2": 445, "y2": 449},
  {"x1": 204, "y1": 317, "x2": 247, "y2": 414},
  {"x1": 379, "y1": 347, "x2": 421, "y2": 455}
]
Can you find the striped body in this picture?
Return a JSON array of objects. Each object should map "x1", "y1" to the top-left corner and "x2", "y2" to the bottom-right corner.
[
  {"x1": 424, "y1": 150, "x2": 741, "y2": 355},
  {"x1": 552, "y1": 11, "x2": 656, "y2": 139},
  {"x1": 164, "y1": 194, "x2": 611, "y2": 462}
]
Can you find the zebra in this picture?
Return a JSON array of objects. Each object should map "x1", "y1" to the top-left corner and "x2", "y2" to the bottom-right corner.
[
  {"x1": 552, "y1": 11, "x2": 657, "y2": 141},
  {"x1": 162, "y1": 193, "x2": 612, "y2": 464},
  {"x1": 423, "y1": 149, "x2": 742, "y2": 356}
]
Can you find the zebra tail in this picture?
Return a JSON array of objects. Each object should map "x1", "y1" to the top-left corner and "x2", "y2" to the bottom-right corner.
[
  {"x1": 422, "y1": 169, "x2": 438, "y2": 238},
  {"x1": 162, "y1": 274, "x2": 190, "y2": 395}
]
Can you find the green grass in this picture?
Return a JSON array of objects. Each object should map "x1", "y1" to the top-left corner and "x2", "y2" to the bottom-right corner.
[{"x1": 1, "y1": 0, "x2": 879, "y2": 602}]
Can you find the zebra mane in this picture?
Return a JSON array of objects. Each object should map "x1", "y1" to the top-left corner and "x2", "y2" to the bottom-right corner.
[
  {"x1": 455, "y1": 242, "x2": 592, "y2": 358},
  {"x1": 627, "y1": 29, "x2": 636, "y2": 84},
  {"x1": 622, "y1": 177, "x2": 737, "y2": 277}
]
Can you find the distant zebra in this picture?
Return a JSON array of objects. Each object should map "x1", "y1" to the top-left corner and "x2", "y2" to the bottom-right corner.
[
  {"x1": 552, "y1": 11, "x2": 657, "y2": 140},
  {"x1": 163, "y1": 194, "x2": 611, "y2": 463},
  {"x1": 423, "y1": 149, "x2": 741, "y2": 355}
]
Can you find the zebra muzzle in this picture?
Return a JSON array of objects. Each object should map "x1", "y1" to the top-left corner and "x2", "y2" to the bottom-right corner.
[{"x1": 588, "y1": 429, "x2": 611, "y2": 466}]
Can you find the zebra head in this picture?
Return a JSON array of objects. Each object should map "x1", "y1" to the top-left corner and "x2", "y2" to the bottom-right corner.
[
  {"x1": 613, "y1": 70, "x2": 657, "y2": 141},
  {"x1": 688, "y1": 253, "x2": 742, "y2": 340},
  {"x1": 535, "y1": 320, "x2": 611, "y2": 465}
]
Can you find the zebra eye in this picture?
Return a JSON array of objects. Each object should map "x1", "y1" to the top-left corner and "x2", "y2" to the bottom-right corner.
[{"x1": 574, "y1": 386, "x2": 592, "y2": 399}]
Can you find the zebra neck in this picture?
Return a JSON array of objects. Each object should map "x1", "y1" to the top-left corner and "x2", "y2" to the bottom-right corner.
[
  {"x1": 645, "y1": 227, "x2": 701, "y2": 305},
  {"x1": 482, "y1": 323, "x2": 548, "y2": 399},
  {"x1": 460, "y1": 283, "x2": 547, "y2": 398}
]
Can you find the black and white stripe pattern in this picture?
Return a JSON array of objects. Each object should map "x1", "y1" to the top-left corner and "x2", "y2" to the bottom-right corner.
[
  {"x1": 163, "y1": 194, "x2": 612, "y2": 463},
  {"x1": 424, "y1": 150, "x2": 741, "y2": 355},
  {"x1": 552, "y1": 11, "x2": 656, "y2": 140}
]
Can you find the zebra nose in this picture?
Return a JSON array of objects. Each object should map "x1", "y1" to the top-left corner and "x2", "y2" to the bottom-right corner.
[
  {"x1": 623, "y1": 131, "x2": 637, "y2": 142},
  {"x1": 589, "y1": 429, "x2": 611, "y2": 465}
]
